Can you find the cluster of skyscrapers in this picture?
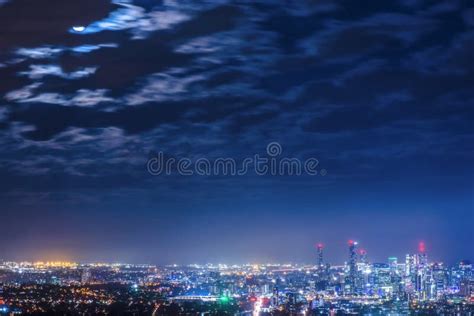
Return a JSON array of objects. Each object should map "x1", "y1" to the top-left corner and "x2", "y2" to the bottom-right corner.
[{"x1": 313, "y1": 240, "x2": 473, "y2": 302}]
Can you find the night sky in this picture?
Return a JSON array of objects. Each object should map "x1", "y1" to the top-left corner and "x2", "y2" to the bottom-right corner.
[{"x1": 0, "y1": 0, "x2": 473, "y2": 265}]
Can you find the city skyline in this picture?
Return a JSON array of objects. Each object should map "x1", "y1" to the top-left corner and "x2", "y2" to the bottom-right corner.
[
  {"x1": 0, "y1": 0, "x2": 473, "y2": 265},
  {"x1": 0, "y1": 240, "x2": 472, "y2": 314},
  {"x1": 0, "y1": 240, "x2": 468, "y2": 267}
]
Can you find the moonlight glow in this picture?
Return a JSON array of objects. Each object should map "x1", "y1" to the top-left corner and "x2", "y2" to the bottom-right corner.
[{"x1": 71, "y1": 25, "x2": 85, "y2": 32}]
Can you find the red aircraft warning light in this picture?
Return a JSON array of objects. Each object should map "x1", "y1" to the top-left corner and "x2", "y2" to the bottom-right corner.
[{"x1": 419, "y1": 241, "x2": 426, "y2": 253}]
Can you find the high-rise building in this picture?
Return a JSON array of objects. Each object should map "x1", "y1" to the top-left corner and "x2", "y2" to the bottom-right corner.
[
  {"x1": 460, "y1": 279, "x2": 474, "y2": 297},
  {"x1": 271, "y1": 286, "x2": 279, "y2": 307},
  {"x1": 372, "y1": 263, "x2": 392, "y2": 297},
  {"x1": 359, "y1": 249, "x2": 368, "y2": 265},
  {"x1": 315, "y1": 243, "x2": 329, "y2": 290},
  {"x1": 411, "y1": 241, "x2": 434, "y2": 300},
  {"x1": 432, "y1": 263, "x2": 447, "y2": 298},
  {"x1": 347, "y1": 240, "x2": 358, "y2": 294},
  {"x1": 316, "y1": 243, "x2": 324, "y2": 269},
  {"x1": 388, "y1": 257, "x2": 398, "y2": 271},
  {"x1": 419, "y1": 242, "x2": 428, "y2": 266}
]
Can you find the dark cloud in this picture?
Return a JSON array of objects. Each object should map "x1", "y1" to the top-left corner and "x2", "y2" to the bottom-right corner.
[{"x1": 1, "y1": 0, "x2": 473, "y2": 177}]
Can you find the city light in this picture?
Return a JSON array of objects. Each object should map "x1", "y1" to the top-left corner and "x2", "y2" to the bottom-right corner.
[
  {"x1": 219, "y1": 295, "x2": 230, "y2": 303},
  {"x1": 0, "y1": 241, "x2": 472, "y2": 315}
]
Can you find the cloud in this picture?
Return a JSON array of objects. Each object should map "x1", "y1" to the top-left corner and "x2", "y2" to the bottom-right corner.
[
  {"x1": 299, "y1": 12, "x2": 436, "y2": 61},
  {"x1": 403, "y1": 31, "x2": 474, "y2": 75},
  {"x1": 15, "y1": 44, "x2": 119, "y2": 59},
  {"x1": 70, "y1": 0, "x2": 190, "y2": 39},
  {"x1": 16, "y1": 47, "x2": 64, "y2": 59},
  {"x1": 125, "y1": 72, "x2": 204, "y2": 105},
  {"x1": 5, "y1": 83, "x2": 42, "y2": 101},
  {"x1": 20, "y1": 65, "x2": 97, "y2": 80},
  {"x1": 0, "y1": 107, "x2": 8, "y2": 122}
]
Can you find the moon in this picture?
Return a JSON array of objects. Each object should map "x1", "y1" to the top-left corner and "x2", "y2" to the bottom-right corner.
[{"x1": 72, "y1": 26, "x2": 86, "y2": 32}]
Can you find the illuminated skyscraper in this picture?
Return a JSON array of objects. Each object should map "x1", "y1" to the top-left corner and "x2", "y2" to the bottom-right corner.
[
  {"x1": 316, "y1": 243, "x2": 324, "y2": 268},
  {"x1": 347, "y1": 240, "x2": 358, "y2": 294},
  {"x1": 419, "y1": 242, "x2": 427, "y2": 266},
  {"x1": 315, "y1": 243, "x2": 329, "y2": 290},
  {"x1": 432, "y1": 263, "x2": 447, "y2": 298},
  {"x1": 388, "y1": 257, "x2": 398, "y2": 272},
  {"x1": 460, "y1": 278, "x2": 473, "y2": 297},
  {"x1": 359, "y1": 249, "x2": 368, "y2": 265},
  {"x1": 412, "y1": 241, "x2": 433, "y2": 300},
  {"x1": 405, "y1": 254, "x2": 413, "y2": 277},
  {"x1": 271, "y1": 286, "x2": 279, "y2": 307}
]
